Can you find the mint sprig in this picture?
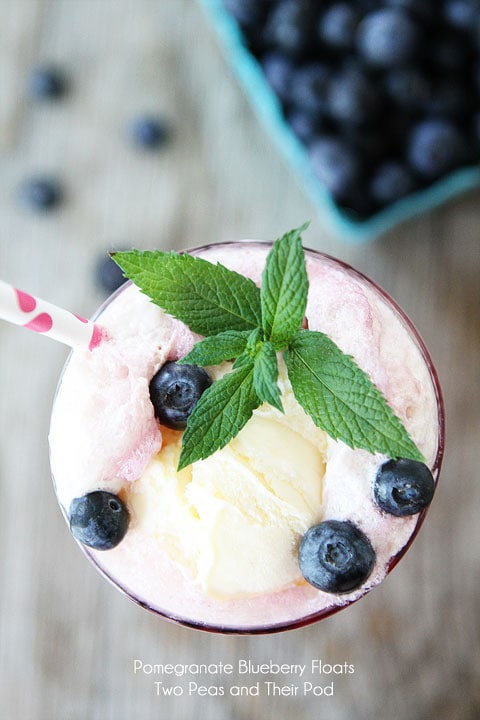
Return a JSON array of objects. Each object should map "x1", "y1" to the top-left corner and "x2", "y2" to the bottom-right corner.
[{"x1": 113, "y1": 225, "x2": 425, "y2": 468}]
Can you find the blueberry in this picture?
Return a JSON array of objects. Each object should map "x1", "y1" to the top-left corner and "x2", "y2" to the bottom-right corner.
[
  {"x1": 443, "y1": 0, "x2": 480, "y2": 31},
  {"x1": 317, "y1": 3, "x2": 359, "y2": 51},
  {"x1": 356, "y1": 8, "x2": 422, "y2": 67},
  {"x1": 407, "y1": 119, "x2": 469, "y2": 179},
  {"x1": 326, "y1": 65, "x2": 380, "y2": 126},
  {"x1": 96, "y1": 254, "x2": 126, "y2": 294},
  {"x1": 309, "y1": 136, "x2": 361, "y2": 201},
  {"x1": 383, "y1": 66, "x2": 432, "y2": 112},
  {"x1": 289, "y1": 62, "x2": 330, "y2": 115},
  {"x1": 286, "y1": 109, "x2": 325, "y2": 145},
  {"x1": 29, "y1": 65, "x2": 68, "y2": 100},
  {"x1": 149, "y1": 361, "x2": 212, "y2": 430},
  {"x1": 374, "y1": 458, "x2": 435, "y2": 517},
  {"x1": 263, "y1": 0, "x2": 319, "y2": 57},
  {"x1": 20, "y1": 177, "x2": 63, "y2": 211},
  {"x1": 69, "y1": 491, "x2": 129, "y2": 550},
  {"x1": 370, "y1": 161, "x2": 417, "y2": 206},
  {"x1": 130, "y1": 116, "x2": 170, "y2": 149},
  {"x1": 299, "y1": 520, "x2": 376, "y2": 593}
]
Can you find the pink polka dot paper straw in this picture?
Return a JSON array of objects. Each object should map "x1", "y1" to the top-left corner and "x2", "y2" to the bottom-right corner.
[{"x1": 0, "y1": 280, "x2": 106, "y2": 350}]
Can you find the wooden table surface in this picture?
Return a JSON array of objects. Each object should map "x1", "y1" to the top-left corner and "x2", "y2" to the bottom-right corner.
[{"x1": 0, "y1": 1, "x2": 479, "y2": 718}]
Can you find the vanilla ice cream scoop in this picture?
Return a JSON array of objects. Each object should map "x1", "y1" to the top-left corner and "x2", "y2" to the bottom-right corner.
[
  {"x1": 49, "y1": 241, "x2": 444, "y2": 633},
  {"x1": 128, "y1": 360, "x2": 327, "y2": 600}
]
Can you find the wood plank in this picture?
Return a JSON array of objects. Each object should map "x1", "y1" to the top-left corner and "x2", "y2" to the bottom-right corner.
[{"x1": 0, "y1": 1, "x2": 479, "y2": 718}]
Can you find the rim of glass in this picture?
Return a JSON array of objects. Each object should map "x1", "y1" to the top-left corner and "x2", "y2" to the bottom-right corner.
[{"x1": 51, "y1": 241, "x2": 445, "y2": 635}]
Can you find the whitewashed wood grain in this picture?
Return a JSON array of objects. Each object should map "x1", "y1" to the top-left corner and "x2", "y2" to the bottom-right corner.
[{"x1": 0, "y1": 1, "x2": 479, "y2": 718}]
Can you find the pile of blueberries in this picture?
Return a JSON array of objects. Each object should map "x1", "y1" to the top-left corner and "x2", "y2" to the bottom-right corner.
[{"x1": 223, "y1": 0, "x2": 480, "y2": 219}]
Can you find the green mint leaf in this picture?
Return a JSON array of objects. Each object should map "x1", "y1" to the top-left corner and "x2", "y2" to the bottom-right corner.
[
  {"x1": 112, "y1": 250, "x2": 261, "y2": 336},
  {"x1": 232, "y1": 351, "x2": 254, "y2": 370},
  {"x1": 233, "y1": 329, "x2": 283, "y2": 412},
  {"x1": 253, "y1": 341, "x2": 283, "y2": 413},
  {"x1": 179, "y1": 330, "x2": 251, "y2": 367},
  {"x1": 246, "y1": 326, "x2": 263, "y2": 352},
  {"x1": 232, "y1": 327, "x2": 262, "y2": 369},
  {"x1": 284, "y1": 330, "x2": 424, "y2": 462},
  {"x1": 178, "y1": 360, "x2": 260, "y2": 470},
  {"x1": 261, "y1": 223, "x2": 309, "y2": 350}
]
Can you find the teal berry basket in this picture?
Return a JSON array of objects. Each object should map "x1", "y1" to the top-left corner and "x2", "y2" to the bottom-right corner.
[{"x1": 198, "y1": 0, "x2": 480, "y2": 242}]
